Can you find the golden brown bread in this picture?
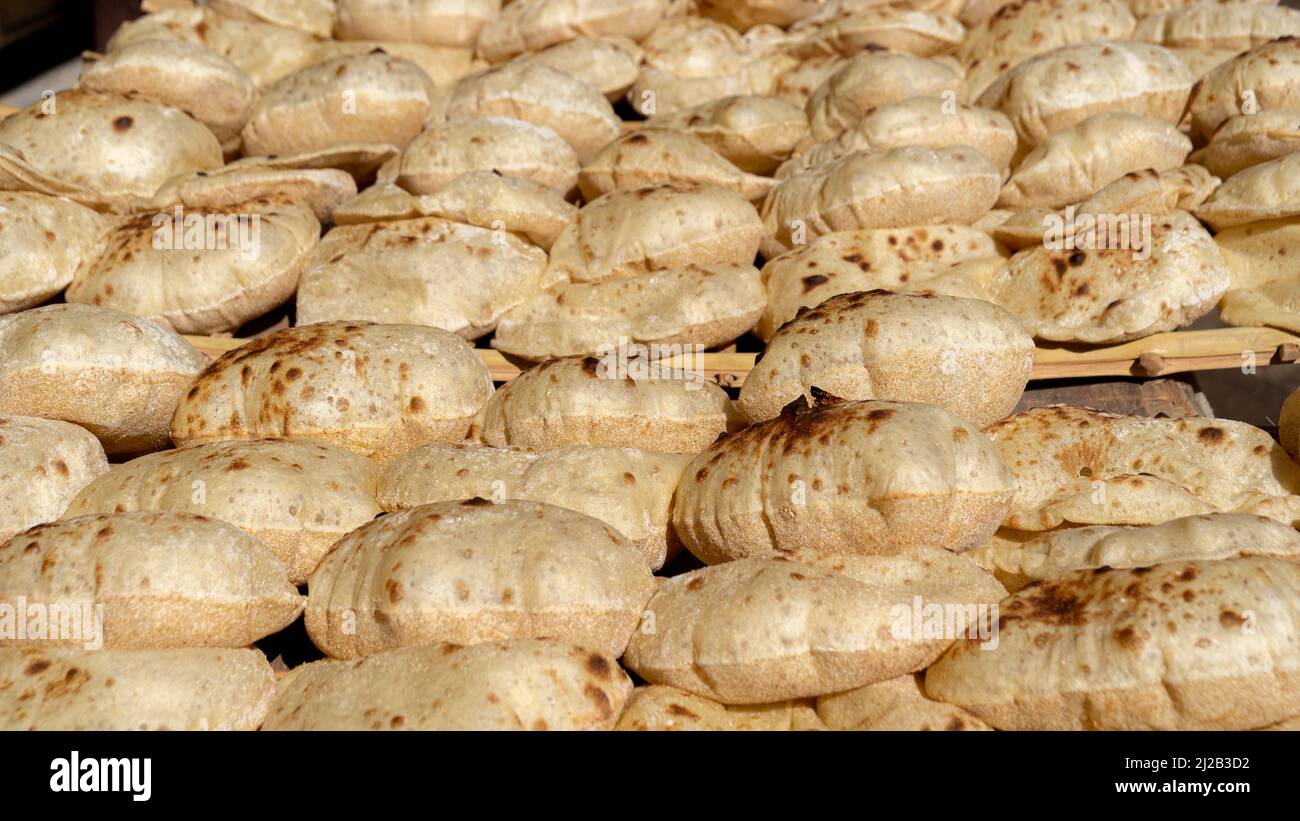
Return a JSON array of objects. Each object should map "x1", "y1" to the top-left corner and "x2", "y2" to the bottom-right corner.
[
  {"x1": 264, "y1": 638, "x2": 632, "y2": 730},
  {"x1": 0, "y1": 512, "x2": 303, "y2": 648},
  {"x1": 471, "y1": 355, "x2": 736, "y2": 454},
  {"x1": 171, "y1": 322, "x2": 493, "y2": 463},
  {"x1": 739, "y1": 291, "x2": 1033, "y2": 427},
  {"x1": 305, "y1": 499, "x2": 655, "y2": 658},
  {"x1": 987, "y1": 405, "x2": 1300, "y2": 530},
  {"x1": 377, "y1": 442, "x2": 691, "y2": 569},
  {"x1": 66, "y1": 439, "x2": 381, "y2": 585},
  {"x1": 624, "y1": 551, "x2": 1005, "y2": 703},
  {"x1": 0, "y1": 416, "x2": 108, "y2": 545},
  {"x1": 673, "y1": 395, "x2": 1016, "y2": 562},
  {"x1": 0, "y1": 304, "x2": 208, "y2": 456},
  {"x1": 926, "y1": 557, "x2": 1300, "y2": 729}
]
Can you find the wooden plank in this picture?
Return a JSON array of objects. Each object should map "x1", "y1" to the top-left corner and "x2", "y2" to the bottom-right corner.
[
  {"x1": 1014, "y1": 378, "x2": 1208, "y2": 418},
  {"x1": 183, "y1": 325, "x2": 1300, "y2": 385}
]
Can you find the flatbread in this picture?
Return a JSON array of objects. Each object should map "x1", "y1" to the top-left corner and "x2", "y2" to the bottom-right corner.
[
  {"x1": 377, "y1": 442, "x2": 692, "y2": 570},
  {"x1": 926, "y1": 557, "x2": 1300, "y2": 729},
  {"x1": 673, "y1": 394, "x2": 1016, "y2": 562},
  {"x1": 739, "y1": 291, "x2": 1033, "y2": 428},
  {"x1": 305, "y1": 499, "x2": 655, "y2": 658},
  {"x1": 66, "y1": 438, "x2": 382, "y2": 585},
  {"x1": 0, "y1": 646, "x2": 276, "y2": 730},
  {"x1": 987, "y1": 405, "x2": 1300, "y2": 530},
  {"x1": 263, "y1": 639, "x2": 632, "y2": 730},
  {"x1": 0, "y1": 512, "x2": 303, "y2": 648},
  {"x1": 470, "y1": 355, "x2": 736, "y2": 453},
  {"x1": 623, "y1": 551, "x2": 1006, "y2": 703},
  {"x1": 0, "y1": 304, "x2": 207, "y2": 455},
  {"x1": 171, "y1": 322, "x2": 493, "y2": 463},
  {"x1": 0, "y1": 416, "x2": 108, "y2": 545}
]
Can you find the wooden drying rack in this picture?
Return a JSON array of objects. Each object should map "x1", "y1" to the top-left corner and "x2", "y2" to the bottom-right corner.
[{"x1": 185, "y1": 326, "x2": 1300, "y2": 386}]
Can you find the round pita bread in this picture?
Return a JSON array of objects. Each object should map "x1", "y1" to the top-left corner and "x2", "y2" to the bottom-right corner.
[
  {"x1": 1184, "y1": 36, "x2": 1300, "y2": 140},
  {"x1": 148, "y1": 165, "x2": 358, "y2": 224},
  {"x1": 815, "y1": 674, "x2": 992, "y2": 730},
  {"x1": 336, "y1": 0, "x2": 501, "y2": 48},
  {"x1": 0, "y1": 191, "x2": 106, "y2": 314},
  {"x1": 65, "y1": 438, "x2": 382, "y2": 585},
  {"x1": 740, "y1": 291, "x2": 1033, "y2": 428},
  {"x1": 1194, "y1": 111, "x2": 1300, "y2": 179},
  {"x1": 0, "y1": 646, "x2": 276, "y2": 730},
  {"x1": 0, "y1": 304, "x2": 207, "y2": 455},
  {"x1": 65, "y1": 197, "x2": 320, "y2": 335},
  {"x1": 986, "y1": 210, "x2": 1229, "y2": 343},
  {"x1": 616, "y1": 685, "x2": 824, "y2": 730},
  {"x1": 1135, "y1": 2, "x2": 1300, "y2": 50},
  {"x1": 476, "y1": 0, "x2": 671, "y2": 63},
  {"x1": 546, "y1": 184, "x2": 763, "y2": 284},
  {"x1": 774, "y1": 54, "x2": 846, "y2": 106},
  {"x1": 986, "y1": 405, "x2": 1300, "y2": 531},
  {"x1": 306, "y1": 499, "x2": 655, "y2": 658},
  {"x1": 760, "y1": 146, "x2": 1001, "y2": 258},
  {"x1": 0, "y1": 90, "x2": 223, "y2": 202},
  {"x1": 757, "y1": 225, "x2": 1006, "y2": 339},
  {"x1": 398, "y1": 116, "x2": 580, "y2": 195},
  {"x1": 580, "y1": 128, "x2": 775, "y2": 202},
  {"x1": 782, "y1": 97, "x2": 1017, "y2": 179},
  {"x1": 649, "y1": 94, "x2": 809, "y2": 175},
  {"x1": 242, "y1": 53, "x2": 433, "y2": 157},
  {"x1": 107, "y1": 6, "x2": 324, "y2": 89},
  {"x1": 969, "y1": 512, "x2": 1300, "y2": 592},
  {"x1": 999, "y1": 112, "x2": 1191, "y2": 209},
  {"x1": 1168, "y1": 45, "x2": 1241, "y2": 78},
  {"x1": 208, "y1": 0, "x2": 336, "y2": 38},
  {"x1": 171, "y1": 322, "x2": 492, "y2": 463},
  {"x1": 470, "y1": 355, "x2": 735, "y2": 453},
  {"x1": 977, "y1": 40, "x2": 1193, "y2": 148},
  {"x1": 1195, "y1": 152, "x2": 1300, "y2": 229},
  {"x1": 264, "y1": 639, "x2": 632, "y2": 730},
  {"x1": 926, "y1": 557, "x2": 1300, "y2": 729},
  {"x1": 520, "y1": 35, "x2": 644, "y2": 102},
  {"x1": 446, "y1": 62, "x2": 621, "y2": 164},
  {"x1": 789, "y1": 8, "x2": 965, "y2": 58},
  {"x1": 377, "y1": 442, "x2": 691, "y2": 570},
  {"x1": 333, "y1": 174, "x2": 574, "y2": 249},
  {"x1": 623, "y1": 550, "x2": 1006, "y2": 703},
  {"x1": 316, "y1": 39, "x2": 486, "y2": 88},
  {"x1": 805, "y1": 52, "x2": 965, "y2": 142},
  {"x1": 675, "y1": 395, "x2": 1015, "y2": 562},
  {"x1": 629, "y1": 25, "x2": 797, "y2": 116},
  {"x1": 295, "y1": 216, "x2": 549, "y2": 338},
  {"x1": 959, "y1": 0, "x2": 1137, "y2": 99},
  {"x1": 0, "y1": 511, "x2": 303, "y2": 648},
  {"x1": 1215, "y1": 216, "x2": 1300, "y2": 333},
  {"x1": 0, "y1": 416, "x2": 108, "y2": 545},
  {"x1": 492, "y1": 264, "x2": 765, "y2": 362},
  {"x1": 79, "y1": 38, "x2": 256, "y2": 152}
]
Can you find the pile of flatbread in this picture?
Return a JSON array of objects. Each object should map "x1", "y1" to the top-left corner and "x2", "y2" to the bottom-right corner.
[{"x1": 2, "y1": 0, "x2": 1300, "y2": 732}]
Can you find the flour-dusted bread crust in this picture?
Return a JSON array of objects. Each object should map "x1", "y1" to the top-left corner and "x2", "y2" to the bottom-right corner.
[
  {"x1": 171, "y1": 322, "x2": 492, "y2": 463},
  {"x1": 66, "y1": 439, "x2": 382, "y2": 585},
  {"x1": 264, "y1": 638, "x2": 632, "y2": 729},
  {"x1": 0, "y1": 305, "x2": 208, "y2": 455},
  {"x1": 673, "y1": 395, "x2": 1015, "y2": 562},
  {"x1": 0, "y1": 512, "x2": 303, "y2": 648}
]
